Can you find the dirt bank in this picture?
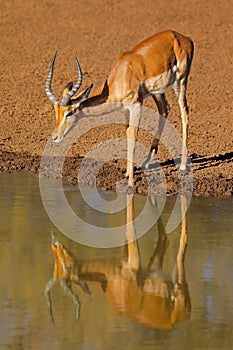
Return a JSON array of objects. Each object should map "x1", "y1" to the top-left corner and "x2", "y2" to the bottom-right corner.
[{"x1": 0, "y1": 0, "x2": 232, "y2": 196}]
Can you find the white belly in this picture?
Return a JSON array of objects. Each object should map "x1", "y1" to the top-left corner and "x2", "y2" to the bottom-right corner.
[{"x1": 144, "y1": 66, "x2": 177, "y2": 96}]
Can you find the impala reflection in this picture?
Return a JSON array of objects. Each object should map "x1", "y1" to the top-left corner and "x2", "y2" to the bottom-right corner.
[{"x1": 45, "y1": 194, "x2": 190, "y2": 329}]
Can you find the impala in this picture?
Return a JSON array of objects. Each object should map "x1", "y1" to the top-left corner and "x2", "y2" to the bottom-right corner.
[
  {"x1": 45, "y1": 30, "x2": 194, "y2": 186},
  {"x1": 45, "y1": 195, "x2": 190, "y2": 329}
]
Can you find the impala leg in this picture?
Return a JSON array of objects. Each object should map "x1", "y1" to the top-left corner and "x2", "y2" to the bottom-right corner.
[
  {"x1": 171, "y1": 195, "x2": 191, "y2": 321},
  {"x1": 177, "y1": 78, "x2": 189, "y2": 170},
  {"x1": 126, "y1": 103, "x2": 142, "y2": 187},
  {"x1": 142, "y1": 94, "x2": 169, "y2": 169},
  {"x1": 124, "y1": 193, "x2": 140, "y2": 270},
  {"x1": 175, "y1": 195, "x2": 188, "y2": 285},
  {"x1": 147, "y1": 206, "x2": 168, "y2": 274}
]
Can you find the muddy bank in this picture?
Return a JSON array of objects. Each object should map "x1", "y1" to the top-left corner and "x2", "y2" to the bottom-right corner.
[{"x1": 1, "y1": 150, "x2": 232, "y2": 197}]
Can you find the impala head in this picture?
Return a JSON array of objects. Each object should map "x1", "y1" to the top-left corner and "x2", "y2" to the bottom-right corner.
[{"x1": 45, "y1": 52, "x2": 93, "y2": 142}]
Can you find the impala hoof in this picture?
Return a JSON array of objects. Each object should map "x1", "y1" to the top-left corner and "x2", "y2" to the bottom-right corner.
[
  {"x1": 126, "y1": 185, "x2": 134, "y2": 194},
  {"x1": 180, "y1": 164, "x2": 186, "y2": 171},
  {"x1": 141, "y1": 160, "x2": 149, "y2": 170}
]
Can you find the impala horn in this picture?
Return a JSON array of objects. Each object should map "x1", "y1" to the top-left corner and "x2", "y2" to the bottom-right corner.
[
  {"x1": 45, "y1": 51, "x2": 60, "y2": 105},
  {"x1": 61, "y1": 52, "x2": 83, "y2": 106},
  {"x1": 45, "y1": 52, "x2": 83, "y2": 106}
]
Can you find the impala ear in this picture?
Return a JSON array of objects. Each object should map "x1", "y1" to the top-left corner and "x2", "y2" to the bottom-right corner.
[
  {"x1": 83, "y1": 84, "x2": 93, "y2": 99},
  {"x1": 71, "y1": 84, "x2": 93, "y2": 105},
  {"x1": 63, "y1": 82, "x2": 73, "y2": 97}
]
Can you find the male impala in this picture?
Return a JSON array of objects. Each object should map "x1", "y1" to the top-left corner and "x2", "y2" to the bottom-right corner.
[{"x1": 45, "y1": 30, "x2": 194, "y2": 186}]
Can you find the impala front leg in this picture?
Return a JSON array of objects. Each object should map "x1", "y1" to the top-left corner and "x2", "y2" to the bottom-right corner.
[{"x1": 126, "y1": 104, "x2": 142, "y2": 187}]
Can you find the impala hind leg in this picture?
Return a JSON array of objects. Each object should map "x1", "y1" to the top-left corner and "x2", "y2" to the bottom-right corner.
[
  {"x1": 176, "y1": 78, "x2": 189, "y2": 170},
  {"x1": 142, "y1": 94, "x2": 169, "y2": 169},
  {"x1": 126, "y1": 104, "x2": 142, "y2": 187}
]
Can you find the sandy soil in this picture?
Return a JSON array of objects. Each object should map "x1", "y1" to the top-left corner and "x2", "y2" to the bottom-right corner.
[{"x1": 0, "y1": 0, "x2": 232, "y2": 196}]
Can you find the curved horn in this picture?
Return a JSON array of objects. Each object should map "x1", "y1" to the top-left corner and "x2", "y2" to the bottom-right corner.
[
  {"x1": 45, "y1": 51, "x2": 60, "y2": 105},
  {"x1": 61, "y1": 52, "x2": 83, "y2": 106}
]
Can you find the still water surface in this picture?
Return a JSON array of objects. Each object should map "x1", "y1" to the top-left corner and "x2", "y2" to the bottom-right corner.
[{"x1": 0, "y1": 173, "x2": 232, "y2": 350}]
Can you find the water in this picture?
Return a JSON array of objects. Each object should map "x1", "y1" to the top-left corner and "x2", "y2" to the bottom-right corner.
[{"x1": 0, "y1": 172, "x2": 232, "y2": 350}]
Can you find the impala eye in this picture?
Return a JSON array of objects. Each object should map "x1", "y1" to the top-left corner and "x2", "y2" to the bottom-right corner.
[{"x1": 65, "y1": 111, "x2": 74, "y2": 119}]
